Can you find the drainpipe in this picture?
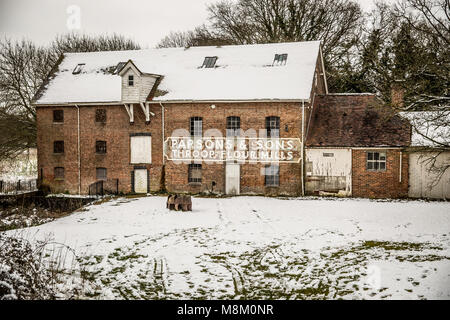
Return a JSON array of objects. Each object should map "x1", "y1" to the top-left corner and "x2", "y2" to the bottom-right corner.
[
  {"x1": 75, "y1": 105, "x2": 81, "y2": 194},
  {"x1": 301, "y1": 100, "x2": 305, "y2": 196},
  {"x1": 399, "y1": 151, "x2": 403, "y2": 183},
  {"x1": 159, "y1": 102, "x2": 165, "y2": 165}
]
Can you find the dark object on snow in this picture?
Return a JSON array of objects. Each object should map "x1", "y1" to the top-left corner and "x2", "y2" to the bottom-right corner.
[{"x1": 166, "y1": 194, "x2": 192, "y2": 211}]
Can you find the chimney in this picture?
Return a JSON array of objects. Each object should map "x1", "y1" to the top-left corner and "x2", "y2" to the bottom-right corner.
[{"x1": 391, "y1": 80, "x2": 405, "y2": 109}]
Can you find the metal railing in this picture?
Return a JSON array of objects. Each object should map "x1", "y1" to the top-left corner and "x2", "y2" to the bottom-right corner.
[{"x1": 0, "y1": 179, "x2": 38, "y2": 194}]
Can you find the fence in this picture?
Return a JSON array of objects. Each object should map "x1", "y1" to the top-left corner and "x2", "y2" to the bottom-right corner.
[
  {"x1": 88, "y1": 179, "x2": 119, "y2": 196},
  {"x1": 0, "y1": 179, "x2": 38, "y2": 194}
]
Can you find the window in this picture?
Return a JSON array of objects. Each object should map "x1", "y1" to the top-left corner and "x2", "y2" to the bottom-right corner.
[
  {"x1": 188, "y1": 164, "x2": 202, "y2": 183},
  {"x1": 202, "y1": 56, "x2": 217, "y2": 68},
  {"x1": 53, "y1": 110, "x2": 64, "y2": 123},
  {"x1": 95, "y1": 109, "x2": 107, "y2": 123},
  {"x1": 72, "y1": 63, "x2": 85, "y2": 74},
  {"x1": 226, "y1": 116, "x2": 240, "y2": 137},
  {"x1": 190, "y1": 117, "x2": 203, "y2": 137},
  {"x1": 266, "y1": 116, "x2": 280, "y2": 138},
  {"x1": 265, "y1": 164, "x2": 279, "y2": 186},
  {"x1": 96, "y1": 141, "x2": 107, "y2": 154},
  {"x1": 367, "y1": 152, "x2": 386, "y2": 171},
  {"x1": 130, "y1": 135, "x2": 152, "y2": 164},
  {"x1": 96, "y1": 167, "x2": 107, "y2": 181},
  {"x1": 53, "y1": 141, "x2": 64, "y2": 154},
  {"x1": 54, "y1": 167, "x2": 64, "y2": 180},
  {"x1": 128, "y1": 75, "x2": 134, "y2": 86},
  {"x1": 272, "y1": 53, "x2": 288, "y2": 66}
]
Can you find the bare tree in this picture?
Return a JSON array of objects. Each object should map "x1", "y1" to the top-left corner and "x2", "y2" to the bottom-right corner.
[
  {"x1": 156, "y1": 0, "x2": 364, "y2": 90},
  {"x1": 393, "y1": 0, "x2": 449, "y2": 111},
  {"x1": 0, "y1": 33, "x2": 140, "y2": 160}
]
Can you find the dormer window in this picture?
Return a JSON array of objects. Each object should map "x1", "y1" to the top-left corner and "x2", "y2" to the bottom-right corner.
[
  {"x1": 72, "y1": 63, "x2": 85, "y2": 74},
  {"x1": 202, "y1": 56, "x2": 217, "y2": 68},
  {"x1": 128, "y1": 75, "x2": 134, "y2": 86},
  {"x1": 272, "y1": 54, "x2": 288, "y2": 66}
]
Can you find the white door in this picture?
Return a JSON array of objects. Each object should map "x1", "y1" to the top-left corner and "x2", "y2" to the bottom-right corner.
[
  {"x1": 226, "y1": 163, "x2": 240, "y2": 195},
  {"x1": 134, "y1": 169, "x2": 148, "y2": 194}
]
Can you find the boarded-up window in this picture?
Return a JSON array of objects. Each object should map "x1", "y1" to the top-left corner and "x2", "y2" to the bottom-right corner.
[
  {"x1": 54, "y1": 141, "x2": 64, "y2": 154},
  {"x1": 95, "y1": 109, "x2": 106, "y2": 123},
  {"x1": 188, "y1": 164, "x2": 202, "y2": 183},
  {"x1": 265, "y1": 164, "x2": 279, "y2": 186},
  {"x1": 53, "y1": 110, "x2": 64, "y2": 123},
  {"x1": 96, "y1": 140, "x2": 107, "y2": 154},
  {"x1": 367, "y1": 152, "x2": 386, "y2": 171},
  {"x1": 130, "y1": 135, "x2": 151, "y2": 164},
  {"x1": 54, "y1": 167, "x2": 64, "y2": 180},
  {"x1": 96, "y1": 167, "x2": 107, "y2": 180}
]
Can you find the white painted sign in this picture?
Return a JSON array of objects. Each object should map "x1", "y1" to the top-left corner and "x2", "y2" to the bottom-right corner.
[{"x1": 165, "y1": 137, "x2": 302, "y2": 163}]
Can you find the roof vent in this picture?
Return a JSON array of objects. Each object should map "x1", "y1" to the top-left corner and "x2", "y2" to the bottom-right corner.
[
  {"x1": 202, "y1": 56, "x2": 218, "y2": 68},
  {"x1": 72, "y1": 63, "x2": 85, "y2": 74},
  {"x1": 272, "y1": 54, "x2": 288, "y2": 66}
]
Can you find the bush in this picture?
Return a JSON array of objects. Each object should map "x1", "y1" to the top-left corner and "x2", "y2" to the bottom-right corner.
[{"x1": 0, "y1": 234, "x2": 86, "y2": 299}]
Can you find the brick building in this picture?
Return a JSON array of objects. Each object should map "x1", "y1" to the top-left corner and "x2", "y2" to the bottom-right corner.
[{"x1": 33, "y1": 41, "x2": 412, "y2": 198}]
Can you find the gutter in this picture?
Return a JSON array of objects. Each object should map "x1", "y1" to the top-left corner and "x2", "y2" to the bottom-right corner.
[
  {"x1": 75, "y1": 105, "x2": 81, "y2": 194},
  {"x1": 301, "y1": 100, "x2": 305, "y2": 196},
  {"x1": 159, "y1": 102, "x2": 165, "y2": 165},
  {"x1": 34, "y1": 99, "x2": 311, "y2": 107}
]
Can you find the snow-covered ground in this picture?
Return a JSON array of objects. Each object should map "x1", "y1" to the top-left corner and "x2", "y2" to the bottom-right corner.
[{"x1": 5, "y1": 196, "x2": 450, "y2": 300}]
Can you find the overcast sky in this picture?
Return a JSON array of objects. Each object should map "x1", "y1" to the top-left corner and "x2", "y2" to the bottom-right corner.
[{"x1": 1, "y1": 0, "x2": 383, "y2": 48}]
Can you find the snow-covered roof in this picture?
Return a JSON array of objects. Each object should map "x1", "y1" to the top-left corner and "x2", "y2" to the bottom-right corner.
[
  {"x1": 400, "y1": 111, "x2": 450, "y2": 147},
  {"x1": 34, "y1": 41, "x2": 322, "y2": 105}
]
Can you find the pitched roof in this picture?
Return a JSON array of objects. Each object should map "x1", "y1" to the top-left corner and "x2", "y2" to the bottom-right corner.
[
  {"x1": 33, "y1": 41, "x2": 322, "y2": 105},
  {"x1": 306, "y1": 94, "x2": 411, "y2": 147}
]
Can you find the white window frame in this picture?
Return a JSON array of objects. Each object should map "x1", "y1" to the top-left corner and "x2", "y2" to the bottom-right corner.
[{"x1": 367, "y1": 151, "x2": 387, "y2": 171}]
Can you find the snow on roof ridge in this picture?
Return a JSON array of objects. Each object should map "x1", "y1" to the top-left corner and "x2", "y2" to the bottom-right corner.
[{"x1": 63, "y1": 40, "x2": 322, "y2": 56}]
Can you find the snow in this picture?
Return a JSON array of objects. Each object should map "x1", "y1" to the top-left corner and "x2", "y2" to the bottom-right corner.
[
  {"x1": 400, "y1": 111, "x2": 450, "y2": 147},
  {"x1": 35, "y1": 41, "x2": 321, "y2": 104},
  {"x1": 4, "y1": 196, "x2": 450, "y2": 299}
]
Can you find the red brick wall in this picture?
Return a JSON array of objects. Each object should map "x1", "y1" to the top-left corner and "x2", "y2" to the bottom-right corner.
[
  {"x1": 163, "y1": 102, "x2": 304, "y2": 196},
  {"x1": 352, "y1": 149, "x2": 409, "y2": 198},
  {"x1": 37, "y1": 104, "x2": 163, "y2": 194},
  {"x1": 37, "y1": 101, "x2": 305, "y2": 196}
]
